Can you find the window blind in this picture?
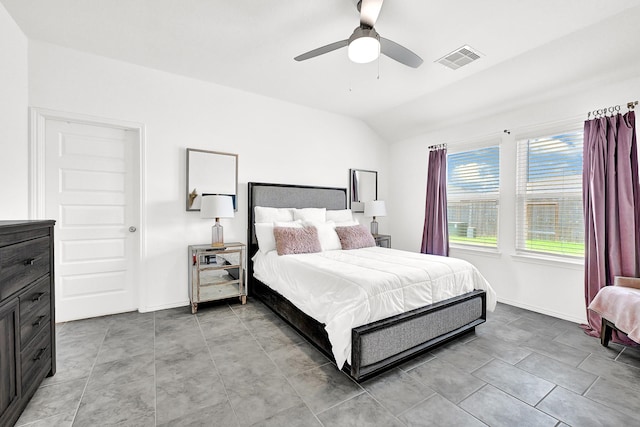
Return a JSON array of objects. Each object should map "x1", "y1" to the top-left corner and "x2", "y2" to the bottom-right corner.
[
  {"x1": 447, "y1": 146, "x2": 500, "y2": 248},
  {"x1": 515, "y1": 129, "x2": 584, "y2": 256}
]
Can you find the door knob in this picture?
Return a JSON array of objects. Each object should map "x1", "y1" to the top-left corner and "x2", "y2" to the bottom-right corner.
[{"x1": 129, "y1": 226, "x2": 137, "y2": 232}]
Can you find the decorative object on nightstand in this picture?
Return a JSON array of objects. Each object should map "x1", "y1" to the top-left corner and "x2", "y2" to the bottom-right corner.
[
  {"x1": 201, "y1": 195, "x2": 234, "y2": 246},
  {"x1": 364, "y1": 200, "x2": 386, "y2": 235},
  {"x1": 373, "y1": 234, "x2": 391, "y2": 248},
  {"x1": 188, "y1": 242, "x2": 246, "y2": 314}
]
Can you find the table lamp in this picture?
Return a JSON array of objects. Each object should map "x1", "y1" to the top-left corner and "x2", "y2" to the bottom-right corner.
[
  {"x1": 200, "y1": 195, "x2": 234, "y2": 246},
  {"x1": 364, "y1": 200, "x2": 386, "y2": 235}
]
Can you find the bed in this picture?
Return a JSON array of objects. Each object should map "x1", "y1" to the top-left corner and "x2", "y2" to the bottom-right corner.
[{"x1": 247, "y1": 182, "x2": 496, "y2": 381}]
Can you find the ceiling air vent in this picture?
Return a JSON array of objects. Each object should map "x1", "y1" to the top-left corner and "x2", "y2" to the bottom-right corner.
[{"x1": 436, "y1": 45, "x2": 482, "y2": 70}]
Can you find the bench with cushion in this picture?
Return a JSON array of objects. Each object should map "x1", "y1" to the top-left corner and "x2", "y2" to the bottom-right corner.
[{"x1": 589, "y1": 276, "x2": 640, "y2": 347}]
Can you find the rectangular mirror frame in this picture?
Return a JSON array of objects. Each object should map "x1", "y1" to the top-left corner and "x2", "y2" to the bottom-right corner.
[
  {"x1": 349, "y1": 168, "x2": 378, "y2": 213},
  {"x1": 186, "y1": 148, "x2": 238, "y2": 212}
]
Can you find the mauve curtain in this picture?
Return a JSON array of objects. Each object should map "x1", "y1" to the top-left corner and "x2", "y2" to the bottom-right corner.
[
  {"x1": 582, "y1": 111, "x2": 640, "y2": 343},
  {"x1": 421, "y1": 147, "x2": 449, "y2": 256}
]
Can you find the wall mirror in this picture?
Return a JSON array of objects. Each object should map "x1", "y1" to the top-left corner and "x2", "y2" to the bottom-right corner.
[
  {"x1": 186, "y1": 148, "x2": 238, "y2": 211},
  {"x1": 349, "y1": 169, "x2": 377, "y2": 213}
]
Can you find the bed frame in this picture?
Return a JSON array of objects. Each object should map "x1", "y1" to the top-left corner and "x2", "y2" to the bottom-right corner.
[{"x1": 247, "y1": 182, "x2": 487, "y2": 381}]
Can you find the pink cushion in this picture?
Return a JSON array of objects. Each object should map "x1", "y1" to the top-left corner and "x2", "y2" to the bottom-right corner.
[
  {"x1": 589, "y1": 285, "x2": 640, "y2": 343},
  {"x1": 273, "y1": 226, "x2": 321, "y2": 255},
  {"x1": 335, "y1": 225, "x2": 376, "y2": 250}
]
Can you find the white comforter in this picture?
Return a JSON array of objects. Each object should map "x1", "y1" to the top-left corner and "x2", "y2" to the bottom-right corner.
[{"x1": 253, "y1": 247, "x2": 497, "y2": 369}]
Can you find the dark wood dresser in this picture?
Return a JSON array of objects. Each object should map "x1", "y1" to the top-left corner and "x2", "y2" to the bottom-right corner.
[{"x1": 0, "y1": 220, "x2": 56, "y2": 426}]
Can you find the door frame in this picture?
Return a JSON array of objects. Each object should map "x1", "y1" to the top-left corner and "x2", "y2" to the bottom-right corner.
[{"x1": 29, "y1": 107, "x2": 147, "y2": 313}]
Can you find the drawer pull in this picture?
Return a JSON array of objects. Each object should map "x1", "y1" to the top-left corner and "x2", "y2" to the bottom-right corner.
[
  {"x1": 32, "y1": 315, "x2": 46, "y2": 327},
  {"x1": 31, "y1": 292, "x2": 45, "y2": 302},
  {"x1": 23, "y1": 258, "x2": 37, "y2": 266},
  {"x1": 33, "y1": 347, "x2": 47, "y2": 361}
]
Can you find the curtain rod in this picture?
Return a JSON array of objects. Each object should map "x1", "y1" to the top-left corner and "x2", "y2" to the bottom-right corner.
[
  {"x1": 428, "y1": 143, "x2": 447, "y2": 151},
  {"x1": 587, "y1": 100, "x2": 638, "y2": 119}
]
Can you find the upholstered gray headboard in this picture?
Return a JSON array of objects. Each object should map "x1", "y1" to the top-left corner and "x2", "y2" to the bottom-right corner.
[
  {"x1": 246, "y1": 182, "x2": 347, "y2": 292},
  {"x1": 247, "y1": 182, "x2": 347, "y2": 245}
]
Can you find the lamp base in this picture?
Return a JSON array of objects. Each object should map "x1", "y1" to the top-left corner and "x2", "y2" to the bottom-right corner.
[
  {"x1": 211, "y1": 220, "x2": 224, "y2": 247},
  {"x1": 370, "y1": 218, "x2": 378, "y2": 235}
]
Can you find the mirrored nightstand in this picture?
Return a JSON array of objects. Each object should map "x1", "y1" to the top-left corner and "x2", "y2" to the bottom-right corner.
[
  {"x1": 188, "y1": 242, "x2": 246, "y2": 314},
  {"x1": 373, "y1": 234, "x2": 391, "y2": 248}
]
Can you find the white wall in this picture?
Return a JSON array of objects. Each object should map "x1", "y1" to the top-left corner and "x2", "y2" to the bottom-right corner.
[
  {"x1": 22, "y1": 34, "x2": 637, "y2": 322},
  {"x1": 0, "y1": 3, "x2": 28, "y2": 219},
  {"x1": 389, "y1": 73, "x2": 640, "y2": 323},
  {"x1": 27, "y1": 41, "x2": 389, "y2": 314}
]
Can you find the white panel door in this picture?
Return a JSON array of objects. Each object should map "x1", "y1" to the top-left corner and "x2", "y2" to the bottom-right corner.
[{"x1": 44, "y1": 120, "x2": 139, "y2": 321}]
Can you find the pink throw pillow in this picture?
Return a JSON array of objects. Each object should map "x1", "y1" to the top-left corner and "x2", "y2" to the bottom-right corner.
[
  {"x1": 335, "y1": 225, "x2": 376, "y2": 250},
  {"x1": 273, "y1": 226, "x2": 322, "y2": 255}
]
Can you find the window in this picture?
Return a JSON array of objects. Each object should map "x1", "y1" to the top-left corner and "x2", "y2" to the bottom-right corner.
[
  {"x1": 516, "y1": 129, "x2": 584, "y2": 257},
  {"x1": 447, "y1": 146, "x2": 500, "y2": 248}
]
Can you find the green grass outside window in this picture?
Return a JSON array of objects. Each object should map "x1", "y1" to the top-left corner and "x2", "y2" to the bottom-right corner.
[{"x1": 449, "y1": 236, "x2": 584, "y2": 256}]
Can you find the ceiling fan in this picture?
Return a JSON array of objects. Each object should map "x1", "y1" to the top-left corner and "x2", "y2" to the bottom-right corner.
[{"x1": 294, "y1": 0, "x2": 423, "y2": 68}]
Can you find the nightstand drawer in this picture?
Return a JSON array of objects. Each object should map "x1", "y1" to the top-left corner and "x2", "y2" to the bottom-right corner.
[
  {"x1": 0, "y1": 237, "x2": 50, "y2": 301},
  {"x1": 21, "y1": 325, "x2": 52, "y2": 391},
  {"x1": 199, "y1": 282, "x2": 241, "y2": 301},
  {"x1": 19, "y1": 276, "x2": 52, "y2": 347},
  {"x1": 199, "y1": 267, "x2": 240, "y2": 286}
]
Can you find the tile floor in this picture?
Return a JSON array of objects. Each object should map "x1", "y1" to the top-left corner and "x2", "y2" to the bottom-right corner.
[{"x1": 15, "y1": 300, "x2": 640, "y2": 426}]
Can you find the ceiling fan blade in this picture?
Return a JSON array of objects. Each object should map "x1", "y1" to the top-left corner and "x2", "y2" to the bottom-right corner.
[
  {"x1": 380, "y1": 37, "x2": 423, "y2": 68},
  {"x1": 294, "y1": 40, "x2": 349, "y2": 61},
  {"x1": 359, "y1": 0, "x2": 384, "y2": 28}
]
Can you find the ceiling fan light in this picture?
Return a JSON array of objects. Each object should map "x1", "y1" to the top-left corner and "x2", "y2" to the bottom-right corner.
[{"x1": 348, "y1": 29, "x2": 380, "y2": 63}]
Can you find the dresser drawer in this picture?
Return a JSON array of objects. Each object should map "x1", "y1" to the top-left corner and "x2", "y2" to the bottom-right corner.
[
  {"x1": 21, "y1": 325, "x2": 52, "y2": 391},
  {"x1": 0, "y1": 227, "x2": 50, "y2": 248},
  {"x1": 19, "y1": 276, "x2": 52, "y2": 347},
  {"x1": 0, "y1": 237, "x2": 50, "y2": 301}
]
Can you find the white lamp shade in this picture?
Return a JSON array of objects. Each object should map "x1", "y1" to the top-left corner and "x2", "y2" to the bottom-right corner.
[
  {"x1": 364, "y1": 200, "x2": 387, "y2": 217},
  {"x1": 200, "y1": 195, "x2": 234, "y2": 219}
]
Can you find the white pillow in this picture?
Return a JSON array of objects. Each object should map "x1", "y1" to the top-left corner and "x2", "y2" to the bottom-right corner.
[
  {"x1": 274, "y1": 220, "x2": 303, "y2": 228},
  {"x1": 326, "y1": 209, "x2": 354, "y2": 223},
  {"x1": 293, "y1": 208, "x2": 326, "y2": 222},
  {"x1": 334, "y1": 219, "x2": 359, "y2": 227},
  {"x1": 255, "y1": 221, "x2": 302, "y2": 253},
  {"x1": 255, "y1": 223, "x2": 275, "y2": 254},
  {"x1": 254, "y1": 206, "x2": 294, "y2": 223},
  {"x1": 303, "y1": 220, "x2": 342, "y2": 251}
]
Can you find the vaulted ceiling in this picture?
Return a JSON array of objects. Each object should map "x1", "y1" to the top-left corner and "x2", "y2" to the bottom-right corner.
[{"x1": 4, "y1": 0, "x2": 640, "y2": 141}]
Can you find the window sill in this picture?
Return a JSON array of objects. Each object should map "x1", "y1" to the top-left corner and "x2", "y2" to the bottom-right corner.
[
  {"x1": 511, "y1": 253, "x2": 584, "y2": 270},
  {"x1": 450, "y1": 245, "x2": 502, "y2": 258}
]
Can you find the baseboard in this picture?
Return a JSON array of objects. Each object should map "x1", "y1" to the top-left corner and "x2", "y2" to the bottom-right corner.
[
  {"x1": 138, "y1": 300, "x2": 190, "y2": 313},
  {"x1": 56, "y1": 306, "x2": 138, "y2": 323},
  {"x1": 497, "y1": 297, "x2": 586, "y2": 324},
  {"x1": 54, "y1": 300, "x2": 191, "y2": 323}
]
